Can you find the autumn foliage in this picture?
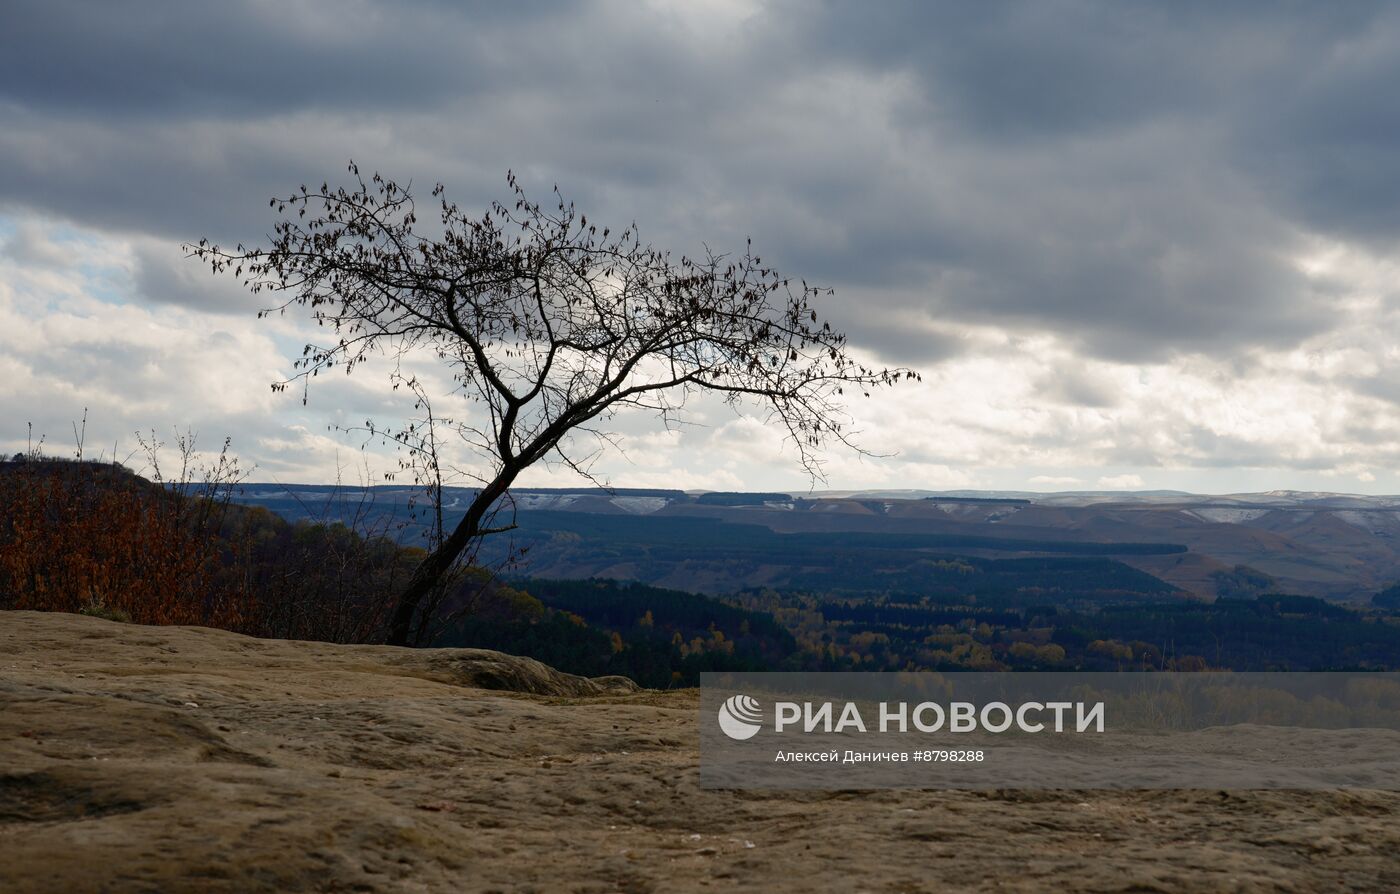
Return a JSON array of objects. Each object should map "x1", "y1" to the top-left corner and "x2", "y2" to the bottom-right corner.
[
  {"x1": 0, "y1": 450, "x2": 253, "y2": 628},
  {"x1": 0, "y1": 438, "x2": 420, "y2": 642}
]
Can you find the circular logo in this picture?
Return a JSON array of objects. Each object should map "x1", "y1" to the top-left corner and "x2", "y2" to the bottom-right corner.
[{"x1": 717, "y1": 694, "x2": 763, "y2": 740}]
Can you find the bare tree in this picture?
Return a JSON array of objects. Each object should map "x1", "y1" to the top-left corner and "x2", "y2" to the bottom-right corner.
[{"x1": 191, "y1": 163, "x2": 917, "y2": 646}]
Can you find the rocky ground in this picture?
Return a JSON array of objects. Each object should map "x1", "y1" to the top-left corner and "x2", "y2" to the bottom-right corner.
[{"x1": 3, "y1": 610, "x2": 1399, "y2": 893}]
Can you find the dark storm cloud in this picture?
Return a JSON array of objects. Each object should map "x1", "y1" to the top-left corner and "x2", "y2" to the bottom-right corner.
[
  {"x1": 132, "y1": 239, "x2": 263, "y2": 313},
  {"x1": 793, "y1": 3, "x2": 1387, "y2": 142},
  {"x1": 2, "y1": 0, "x2": 1398, "y2": 363},
  {"x1": 1233, "y1": 9, "x2": 1400, "y2": 244},
  {"x1": 760, "y1": 1, "x2": 1400, "y2": 359},
  {"x1": 0, "y1": 0, "x2": 572, "y2": 118}
]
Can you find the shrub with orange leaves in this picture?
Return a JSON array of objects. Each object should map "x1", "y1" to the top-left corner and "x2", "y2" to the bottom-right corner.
[{"x1": 0, "y1": 447, "x2": 255, "y2": 629}]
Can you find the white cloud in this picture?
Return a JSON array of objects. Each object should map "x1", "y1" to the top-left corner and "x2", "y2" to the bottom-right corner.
[{"x1": 1097, "y1": 474, "x2": 1146, "y2": 490}]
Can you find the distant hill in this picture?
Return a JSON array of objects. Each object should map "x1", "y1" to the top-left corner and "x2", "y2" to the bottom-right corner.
[{"x1": 231, "y1": 484, "x2": 1400, "y2": 602}]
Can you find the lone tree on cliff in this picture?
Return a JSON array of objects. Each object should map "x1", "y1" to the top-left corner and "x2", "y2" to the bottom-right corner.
[{"x1": 192, "y1": 163, "x2": 916, "y2": 645}]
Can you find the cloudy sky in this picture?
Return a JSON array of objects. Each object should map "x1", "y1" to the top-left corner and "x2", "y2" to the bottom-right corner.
[{"x1": 5, "y1": 1, "x2": 1400, "y2": 494}]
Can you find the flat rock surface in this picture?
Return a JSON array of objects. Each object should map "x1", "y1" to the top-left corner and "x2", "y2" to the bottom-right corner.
[{"x1": 3, "y1": 610, "x2": 1399, "y2": 893}]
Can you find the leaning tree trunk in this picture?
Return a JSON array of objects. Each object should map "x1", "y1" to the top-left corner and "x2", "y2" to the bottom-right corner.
[{"x1": 385, "y1": 473, "x2": 515, "y2": 646}]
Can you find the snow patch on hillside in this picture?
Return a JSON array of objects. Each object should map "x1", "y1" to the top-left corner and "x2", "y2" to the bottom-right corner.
[
  {"x1": 610, "y1": 496, "x2": 669, "y2": 514},
  {"x1": 931, "y1": 503, "x2": 1024, "y2": 522},
  {"x1": 515, "y1": 494, "x2": 579, "y2": 510},
  {"x1": 1333, "y1": 510, "x2": 1400, "y2": 535},
  {"x1": 1185, "y1": 508, "x2": 1269, "y2": 524}
]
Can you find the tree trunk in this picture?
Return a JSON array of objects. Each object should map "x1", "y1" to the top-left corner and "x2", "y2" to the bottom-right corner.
[{"x1": 385, "y1": 472, "x2": 516, "y2": 647}]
